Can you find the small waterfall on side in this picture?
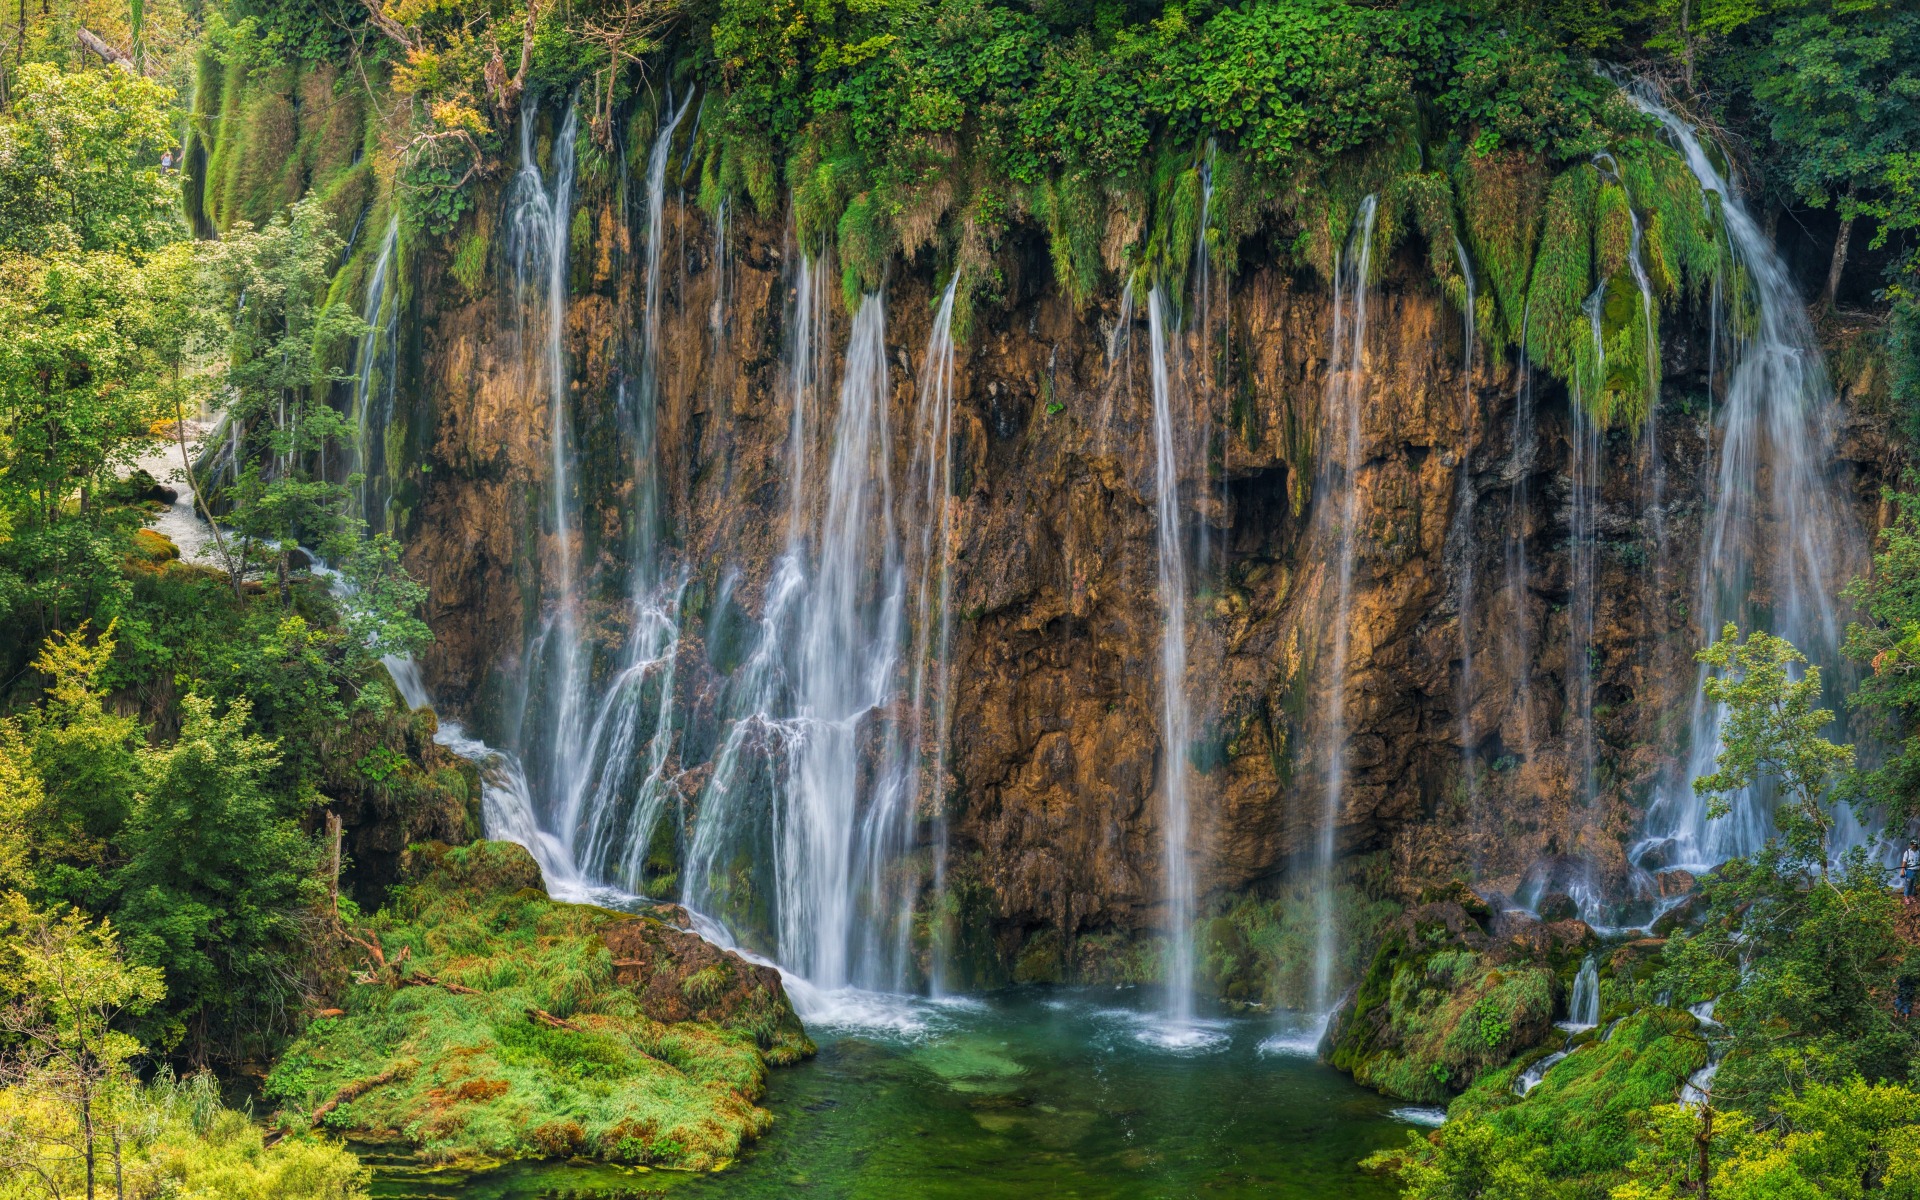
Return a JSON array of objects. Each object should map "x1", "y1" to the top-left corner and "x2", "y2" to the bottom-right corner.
[
  {"x1": 909, "y1": 274, "x2": 961, "y2": 993},
  {"x1": 1562, "y1": 954, "x2": 1599, "y2": 1031},
  {"x1": 1147, "y1": 286, "x2": 1196, "y2": 1026},
  {"x1": 1503, "y1": 303, "x2": 1538, "y2": 757},
  {"x1": 503, "y1": 101, "x2": 588, "y2": 850},
  {"x1": 1628, "y1": 92, "x2": 1856, "y2": 871},
  {"x1": 1568, "y1": 287, "x2": 1607, "y2": 820},
  {"x1": 350, "y1": 216, "x2": 400, "y2": 530},
  {"x1": 1310, "y1": 195, "x2": 1378, "y2": 1015},
  {"x1": 1451, "y1": 237, "x2": 1479, "y2": 800}
]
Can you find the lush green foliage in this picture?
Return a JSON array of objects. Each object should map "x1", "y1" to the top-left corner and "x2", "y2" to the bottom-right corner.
[
  {"x1": 267, "y1": 841, "x2": 805, "y2": 1170},
  {"x1": 1843, "y1": 488, "x2": 1920, "y2": 825},
  {"x1": 0, "y1": 898, "x2": 369, "y2": 1199},
  {"x1": 1375, "y1": 1009, "x2": 1709, "y2": 1199},
  {"x1": 1692, "y1": 624, "x2": 1855, "y2": 870}
]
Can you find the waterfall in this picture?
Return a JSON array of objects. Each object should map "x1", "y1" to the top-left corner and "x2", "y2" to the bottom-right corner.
[
  {"x1": 349, "y1": 216, "x2": 399, "y2": 530},
  {"x1": 1147, "y1": 286, "x2": 1196, "y2": 1024},
  {"x1": 1310, "y1": 195, "x2": 1378, "y2": 1014},
  {"x1": 503, "y1": 100, "x2": 588, "y2": 858},
  {"x1": 1568, "y1": 287, "x2": 1607, "y2": 817},
  {"x1": 1451, "y1": 236, "x2": 1479, "y2": 797},
  {"x1": 1628, "y1": 91, "x2": 1856, "y2": 872},
  {"x1": 910, "y1": 274, "x2": 961, "y2": 993},
  {"x1": 687, "y1": 283, "x2": 920, "y2": 993},
  {"x1": 556, "y1": 91, "x2": 696, "y2": 890},
  {"x1": 1564, "y1": 954, "x2": 1599, "y2": 1031},
  {"x1": 1503, "y1": 302, "x2": 1537, "y2": 757}
]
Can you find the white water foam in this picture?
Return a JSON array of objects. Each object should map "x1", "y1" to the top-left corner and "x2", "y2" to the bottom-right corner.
[
  {"x1": 1391, "y1": 1107, "x2": 1448, "y2": 1127},
  {"x1": 1256, "y1": 1011, "x2": 1332, "y2": 1058}
]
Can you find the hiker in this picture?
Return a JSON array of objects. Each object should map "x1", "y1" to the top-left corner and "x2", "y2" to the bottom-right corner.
[
  {"x1": 160, "y1": 149, "x2": 173, "y2": 172},
  {"x1": 1898, "y1": 975, "x2": 1916, "y2": 1021},
  {"x1": 1903, "y1": 841, "x2": 1920, "y2": 905}
]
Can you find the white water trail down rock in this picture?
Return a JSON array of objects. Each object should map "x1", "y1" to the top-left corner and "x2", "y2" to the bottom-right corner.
[
  {"x1": 1627, "y1": 87, "x2": 1861, "y2": 872},
  {"x1": 1451, "y1": 235, "x2": 1479, "y2": 805},
  {"x1": 1147, "y1": 285, "x2": 1195, "y2": 1026},
  {"x1": 1311, "y1": 195, "x2": 1377, "y2": 1015},
  {"x1": 1562, "y1": 954, "x2": 1599, "y2": 1031},
  {"x1": 349, "y1": 215, "x2": 399, "y2": 531},
  {"x1": 1514, "y1": 1049, "x2": 1570, "y2": 1097},
  {"x1": 561, "y1": 90, "x2": 695, "y2": 889},
  {"x1": 910, "y1": 273, "x2": 961, "y2": 995},
  {"x1": 503, "y1": 99, "x2": 586, "y2": 857},
  {"x1": 685, "y1": 281, "x2": 920, "y2": 995}
]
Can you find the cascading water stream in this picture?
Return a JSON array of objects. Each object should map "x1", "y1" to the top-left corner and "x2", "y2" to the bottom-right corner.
[
  {"x1": 1503, "y1": 302, "x2": 1538, "y2": 756},
  {"x1": 503, "y1": 101, "x2": 588, "y2": 852},
  {"x1": 557, "y1": 92, "x2": 696, "y2": 888},
  {"x1": 1563, "y1": 954, "x2": 1599, "y2": 1031},
  {"x1": 686, "y1": 279, "x2": 924, "y2": 997},
  {"x1": 1310, "y1": 195, "x2": 1377, "y2": 1015},
  {"x1": 1146, "y1": 286, "x2": 1196, "y2": 1026},
  {"x1": 1568, "y1": 287, "x2": 1606, "y2": 820},
  {"x1": 349, "y1": 216, "x2": 399, "y2": 530},
  {"x1": 1451, "y1": 237, "x2": 1479, "y2": 800},
  {"x1": 1628, "y1": 91, "x2": 1857, "y2": 871},
  {"x1": 909, "y1": 274, "x2": 961, "y2": 994}
]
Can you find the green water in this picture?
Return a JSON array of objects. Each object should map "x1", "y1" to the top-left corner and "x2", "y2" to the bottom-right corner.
[{"x1": 367, "y1": 988, "x2": 1433, "y2": 1200}]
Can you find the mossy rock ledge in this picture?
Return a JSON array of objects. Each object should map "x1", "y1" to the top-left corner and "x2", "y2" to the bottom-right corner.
[
  {"x1": 267, "y1": 840, "x2": 814, "y2": 1171},
  {"x1": 1326, "y1": 898, "x2": 1589, "y2": 1102}
]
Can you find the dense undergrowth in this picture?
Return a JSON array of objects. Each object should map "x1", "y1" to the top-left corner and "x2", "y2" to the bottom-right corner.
[{"x1": 266, "y1": 841, "x2": 810, "y2": 1170}]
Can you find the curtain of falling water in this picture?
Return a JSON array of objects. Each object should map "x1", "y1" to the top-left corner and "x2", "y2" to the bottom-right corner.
[
  {"x1": 1629, "y1": 90, "x2": 1859, "y2": 871},
  {"x1": 503, "y1": 101, "x2": 587, "y2": 858},
  {"x1": 1146, "y1": 286, "x2": 1196, "y2": 1025},
  {"x1": 350, "y1": 216, "x2": 399, "y2": 531},
  {"x1": 1310, "y1": 195, "x2": 1377, "y2": 1014}
]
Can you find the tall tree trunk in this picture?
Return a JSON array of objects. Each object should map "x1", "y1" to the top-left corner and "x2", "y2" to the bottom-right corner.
[{"x1": 1825, "y1": 190, "x2": 1857, "y2": 311}]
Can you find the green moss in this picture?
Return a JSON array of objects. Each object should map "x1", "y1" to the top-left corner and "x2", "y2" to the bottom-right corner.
[
  {"x1": 449, "y1": 228, "x2": 488, "y2": 295},
  {"x1": 1013, "y1": 927, "x2": 1065, "y2": 984},
  {"x1": 267, "y1": 841, "x2": 803, "y2": 1170},
  {"x1": 1443, "y1": 1008, "x2": 1709, "y2": 1187},
  {"x1": 1457, "y1": 150, "x2": 1549, "y2": 351}
]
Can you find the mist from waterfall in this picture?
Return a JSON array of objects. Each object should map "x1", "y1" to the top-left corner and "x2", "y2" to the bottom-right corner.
[
  {"x1": 1629, "y1": 90, "x2": 1857, "y2": 872},
  {"x1": 1311, "y1": 195, "x2": 1377, "y2": 1014},
  {"x1": 1146, "y1": 286, "x2": 1197, "y2": 1025}
]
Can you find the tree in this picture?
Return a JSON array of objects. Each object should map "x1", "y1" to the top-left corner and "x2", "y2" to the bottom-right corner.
[
  {"x1": 117, "y1": 691, "x2": 322, "y2": 1056},
  {"x1": 1747, "y1": 3, "x2": 1920, "y2": 309},
  {"x1": 1693, "y1": 624, "x2": 1854, "y2": 875},
  {"x1": 0, "y1": 896, "x2": 164, "y2": 1200},
  {"x1": 1616, "y1": 1081, "x2": 1920, "y2": 1199},
  {"x1": 1842, "y1": 489, "x2": 1920, "y2": 828},
  {"x1": 0, "y1": 62, "x2": 178, "y2": 257},
  {"x1": 194, "y1": 197, "x2": 365, "y2": 597}
]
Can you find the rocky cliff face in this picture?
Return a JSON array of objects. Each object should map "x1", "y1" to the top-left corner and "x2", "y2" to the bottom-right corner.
[{"x1": 384, "y1": 120, "x2": 1890, "y2": 989}]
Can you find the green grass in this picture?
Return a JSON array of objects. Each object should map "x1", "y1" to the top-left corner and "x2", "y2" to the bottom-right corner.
[{"x1": 266, "y1": 842, "x2": 809, "y2": 1171}]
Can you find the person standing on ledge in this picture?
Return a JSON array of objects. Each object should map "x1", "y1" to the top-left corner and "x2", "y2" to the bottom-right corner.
[{"x1": 1902, "y1": 841, "x2": 1920, "y2": 907}]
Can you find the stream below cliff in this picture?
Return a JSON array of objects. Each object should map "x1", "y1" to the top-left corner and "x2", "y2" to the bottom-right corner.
[{"x1": 363, "y1": 988, "x2": 1423, "y2": 1199}]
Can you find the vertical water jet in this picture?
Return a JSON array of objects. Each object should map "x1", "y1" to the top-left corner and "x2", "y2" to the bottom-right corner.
[
  {"x1": 1311, "y1": 195, "x2": 1377, "y2": 1015},
  {"x1": 1147, "y1": 286, "x2": 1195, "y2": 1025}
]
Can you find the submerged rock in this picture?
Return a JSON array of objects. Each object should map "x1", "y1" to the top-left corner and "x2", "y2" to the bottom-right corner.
[{"x1": 267, "y1": 841, "x2": 813, "y2": 1171}]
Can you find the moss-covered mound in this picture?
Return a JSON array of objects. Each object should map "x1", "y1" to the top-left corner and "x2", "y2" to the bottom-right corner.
[
  {"x1": 1328, "y1": 898, "x2": 1583, "y2": 1101},
  {"x1": 267, "y1": 841, "x2": 813, "y2": 1171}
]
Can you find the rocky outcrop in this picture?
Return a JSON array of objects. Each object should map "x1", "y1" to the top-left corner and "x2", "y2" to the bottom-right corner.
[{"x1": 383, "y1": 111, "x2": 1889, "y2": 986}]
